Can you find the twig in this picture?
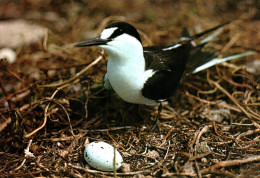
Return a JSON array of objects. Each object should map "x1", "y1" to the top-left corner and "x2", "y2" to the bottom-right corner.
[
  {"x1": 212, "y1": 122, "x2": 241, "y2": 147},
  {"x1": 185, "y1": 91, "x2": 241, "y2": 113},
  {"x1": 203, "y1": 169, "x2": 236, "y2": 177},
  {"x1": 0, "y1": 87, "x2": 28, "y2": 106},
  {"x1": 0, "y1": 116, "x2": 11, "y2": 133},
  {"x1": 161, "y1": 127, "x2": 175, "y2": 145},
  {"x1": 162, "y1": 172, "x2": 197, "y2": 177},
  {"x1": 236, "y1": 129, "x2": 260, "y2": 140},
  {"x1": 42, "y1": 136, "x2": 74, "y2": 141},
  {"x1": 188, "y1": 128, "x2": 201, "y2": 153},
  {"x1": 221, "y1": 33, "x2": 241, "y2": 53},
  {"x1": 163, "y1": 141, "x2": 171, "y2": 160},
  {"x1": 193, "y1": 125, "x2": 209, "y2": 178},
  {"x1": 200, "y1": 155, "x2": 260, "y2": 174},
  {"x1": 0, "y1": 77, "x2": 12, "y2": 110},
  {"x1": 51, "y1": 100, "x2": 75, "y2": 136},
  {"x1": 68, "y1": 163, "x2": 148, "y2": 176},
  {"x1": 36, "y1": 155, "x2": 49, "y2": 171},
  {"x1": 13, "y1": 139, "x2": 33, "y2": 171},
  {"x1": 195, "y1": 160, "x2": 202, "y2": 178},
  {"x1": 24, "y1": 102, "x2": 48, "y2": 138},
  {"x1": 38, "y1": 53, "x2": 103, "y2": 88},
  {"x1": 195, "y1": 125, "x2": 209, "y2": 147},
  {"x1": 13, "y1": 159, "x2": 26, "y2": 172},
  {"x1": 189, "y1": 152, "x2": 212, "y2": 161},
  {"x1": 107, "y1": 130, "x2": 126, "y2": 151},
  {"x1": 25, "y1": 81, "x2": 77, "y2": 138},
  {"x1": 82, "y1": 126, "x2": 136, "y2": 132},
  {"x1": 209, "y1": 80, "x2": 259, "y2": 120},
  {"x1": 43, "y1": 28, "x2": 48, "y2": 51}
]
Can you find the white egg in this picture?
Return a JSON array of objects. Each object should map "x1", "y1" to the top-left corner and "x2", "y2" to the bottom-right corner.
[
  {"x1": 84, "y1": 141, "x2": 123, "y2": 171},
  {"x1": 0, "y1": 48, "x2": 16, "y2": 63}
]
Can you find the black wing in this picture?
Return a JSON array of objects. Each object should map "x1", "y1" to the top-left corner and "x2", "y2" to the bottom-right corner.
[
  {"x1": 141, "y1": 21, "x2": 231, "y2": 101},
  {"x1": 142, "y1": 43, "x2": 191, "y2": 100}
]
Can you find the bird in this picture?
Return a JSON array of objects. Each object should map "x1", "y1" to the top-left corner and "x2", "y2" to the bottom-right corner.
[{"x1": 75, "y1": 21, "x2": 253, "y2": 130}]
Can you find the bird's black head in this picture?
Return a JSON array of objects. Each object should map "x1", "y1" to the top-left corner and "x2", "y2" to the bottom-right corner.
[
  {"x1": 75, "y1": 22, "x2": 142, "y2": 47},
  {"x1": 104, "y1": 22, "x2": 142, "y2": 43}
]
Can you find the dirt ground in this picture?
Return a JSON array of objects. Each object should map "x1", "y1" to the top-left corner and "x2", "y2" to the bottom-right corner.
[{"x1": 0, "y1": 0, "x2": 259, "y2": 177}]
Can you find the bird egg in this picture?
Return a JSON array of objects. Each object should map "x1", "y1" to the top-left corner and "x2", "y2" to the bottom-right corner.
[{"x1": 84, "y1": 141, "x2": 123, "y2": 171}]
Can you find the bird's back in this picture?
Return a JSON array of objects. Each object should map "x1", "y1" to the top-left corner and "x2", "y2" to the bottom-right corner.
[{"x1": 142, "y1": 43, "x2": 191, "y2": 100}]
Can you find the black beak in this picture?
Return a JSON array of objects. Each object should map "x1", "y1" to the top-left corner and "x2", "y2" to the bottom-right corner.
[{"x1": 75, "y1": 36, "x2": 111, "y2": 47}]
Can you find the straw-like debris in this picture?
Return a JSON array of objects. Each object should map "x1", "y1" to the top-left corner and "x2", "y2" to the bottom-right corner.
[{"x1": 0, "y1": 0, "x2": 259, "y2": 177}]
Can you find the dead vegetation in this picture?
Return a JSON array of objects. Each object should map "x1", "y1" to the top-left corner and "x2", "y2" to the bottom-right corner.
[{"x1": 0, "y1": 0, "x2": 259, "y2": 177}]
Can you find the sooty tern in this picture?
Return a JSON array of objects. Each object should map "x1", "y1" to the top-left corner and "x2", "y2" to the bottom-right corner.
[{"x1": 75, "y1": 22, "x2": 253, "y2": 130}]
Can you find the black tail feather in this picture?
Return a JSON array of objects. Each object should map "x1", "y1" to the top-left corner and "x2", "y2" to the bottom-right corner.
[
  {"x1": 185, "y1": 45, "x2": 217, "y2": 75},
  {"x1": 190, "y1": 20, "x2": 232, "y2": 40},
  {"x1": 183, "y1": 21, "x2": 234, "y2": 74},
  {"x1": 181, "y1": 27, "x2": 190, "y2": 38}
]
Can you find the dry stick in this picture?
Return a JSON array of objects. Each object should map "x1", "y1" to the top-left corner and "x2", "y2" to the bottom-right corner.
[
  {"x1": 0, "y1": 77, "x2": 12, "y2": 110},
  {"x1": 24, "y1": 101, "x2": 48, "y2": 138},
  {"x1": 185, "y1": 91, "x2": 241, "y2": 113},
  {"x1": 106, "y1": 130, "x2": 126, "y2": 151},
  {"x1": 68, "y1": 163, "x2": 148, "y2": 176},
  {"x1": 24, "y1": 81, "x2": 78, "y2": 138},
  {"x1": 36, "y1": 155, "x2": 50, "y2": 171},
  {"x1": 200, "y1": 155, "x2": 260, "y2": 174},
  {"x1": 193, "y1": 125, "x2": 209, "y2": 178},
  {"x1": 0, "y1": 116, "x2": 11, "y2": 133},
  {"x1": 236, "y1": 129, "x2": 260, "y2": 140},
  {"x1": 162, "y1": 172, "x2": 197, "y2": 177},
  {"x1": 221, "y1": 33, "x2": 241, "y2": 54},
  {"x1": 211, "y1": 121, "x2": 241, "y2": 147},
  {"x1": 38, "y1": 54, "x2": 103, "y2": 88},
  {"x1": 188, "y1": 129, "x2": 201, "y2": 153},
  {"x1": 52, "y1": 100, "x2": 75, "y2": 136},
  {"x1": 13, "y1": 139, "x2": 33, "y2": 171},
  {"x1": 195, "y1": 160, "x2": 202, "y2": 178},
  {"x1": 163, "y1": 141, "x2": 171, "y2": 160},
  {"x1": 82, "y1": 126, "x2": 136, "y2": 132},
  {"x1": 244, "y1": 90, "x2": 260, "y2": 119},
  {"x1": 189, "y1": 152, "x2": 212, "y2": 161},
  {"x1": 197, "y1": 87, "x2": 217, "y2": 96},
  {"x1": 252, "y1": 121, "x2": 260, "y2": 129},
  {"x1": 209, "y1": 80, "x2": 260, "y2": 120},
  {"x1": 0, "y1": 87, "x2": 27, "y2": 106},
  {"x1": 43, "y1": 28, "x2": 48, "y2": 51},
  {"x1": 161, "y1": 127, "x2": 175, "y2": 145},
  {"x1": 25, "y1": 54, "x2": 103, "y2": 137},
  {"x1": 195, "y1": 125, "x2": 209, "y2": 147}
]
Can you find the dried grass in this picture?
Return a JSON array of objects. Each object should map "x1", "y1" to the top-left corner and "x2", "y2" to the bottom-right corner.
[{"x1": 0, "y1": 0, "x2": 259, "y2": 177}]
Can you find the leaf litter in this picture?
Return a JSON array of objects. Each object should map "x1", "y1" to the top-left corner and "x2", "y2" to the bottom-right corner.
[{"x1": 0, "y1": 0, "x2": 259, "y2": 177}]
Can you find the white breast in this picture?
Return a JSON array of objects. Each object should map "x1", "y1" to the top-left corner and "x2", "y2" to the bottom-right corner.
[
  {"x1": 99, "y1": 33, "x2": 157, "y2": 105},
  {"x1": 107, "y1": 58, "x2": 156, "y2": 105}
]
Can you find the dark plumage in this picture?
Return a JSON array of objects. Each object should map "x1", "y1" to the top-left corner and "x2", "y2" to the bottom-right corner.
[{"x1": 142, "y1": 43, "x2": 191, "y2": 100}]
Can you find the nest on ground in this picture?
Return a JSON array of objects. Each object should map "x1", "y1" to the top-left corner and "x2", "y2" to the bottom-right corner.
[{"x1": 0, "y1": 0, "x2": 259, "y2": 177}]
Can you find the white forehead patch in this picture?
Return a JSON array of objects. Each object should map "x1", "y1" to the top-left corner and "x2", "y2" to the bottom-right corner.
[{"x1": 100, "y1": 27, "x2": 118, "y2": 39}]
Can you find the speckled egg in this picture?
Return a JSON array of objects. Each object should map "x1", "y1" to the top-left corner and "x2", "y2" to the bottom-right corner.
[{"x1": 84, "y1": 141, "x2": 123, "y2": 171}]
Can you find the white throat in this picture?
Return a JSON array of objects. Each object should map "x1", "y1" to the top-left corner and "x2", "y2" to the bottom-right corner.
[{"x1": 99, "y1": 34, "x2": 156, "y2": 105}]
